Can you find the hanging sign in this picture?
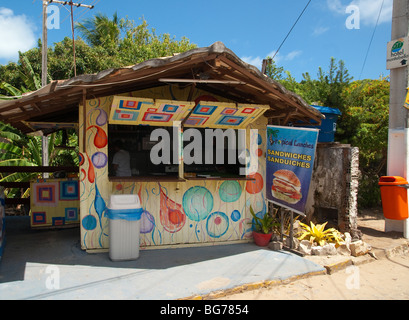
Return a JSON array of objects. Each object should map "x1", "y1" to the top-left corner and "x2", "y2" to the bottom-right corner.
[
  {"x1": 266, "y1": 126, "x2": 319, "y2": 216},
  {"x1": 387, "y1": 37, "x2": 409, "y2": 70}
]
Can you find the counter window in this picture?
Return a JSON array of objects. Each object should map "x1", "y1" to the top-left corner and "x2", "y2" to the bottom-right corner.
[
  {"x1": 183, "y1": 128, "x2": 247, "y2": 179},
  {"x1": 108, "y1": 124, "x2": 179, "y2": 178},
  {"x1": 108, "y1": 125, "x2": 248, "y2": 180}
]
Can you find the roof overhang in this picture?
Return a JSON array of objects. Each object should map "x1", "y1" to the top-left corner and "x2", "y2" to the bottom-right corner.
[{"x1": 0, "y1": 42, "x2": 323, "y2": 134}]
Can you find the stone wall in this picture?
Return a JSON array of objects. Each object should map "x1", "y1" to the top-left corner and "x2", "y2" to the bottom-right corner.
[{"x1": 305, "y1": 143, "x2": 360, "y2": 239}]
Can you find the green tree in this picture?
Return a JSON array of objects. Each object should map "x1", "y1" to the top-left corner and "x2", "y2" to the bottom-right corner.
[
  {"x1": 0, "y1": 51, "x2": 49, "y2": 98},
  {"x1": 264, "y1": 58, "x2": 285, "y2": 81},
  {"x1": 298, "y1": 57, "x2": 353, "y2": 108},
  {"x1": 117, "y1": 18, "x2": 196, "y2": 65},
  {"x1": 0, "y1": 122, "x2": 78, "y2": 199},
  {"x1": 0, "y1": 16, "x2": 196, "y2": 89},
  {"x1": 0, "y1": 122, "x2": 43, "y2": 199},
  {"x1": 75, "y1": 12, "x2": 122, "y2": 49},
  {"x1": 340, "y1": 78, "x2": 390, "y2": 207},
  {"x1": 339, "y1": 78, "x2": 389, "y2": 165}
]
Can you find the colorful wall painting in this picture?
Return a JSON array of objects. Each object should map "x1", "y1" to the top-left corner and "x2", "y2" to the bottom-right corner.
[
  {"x1": 109, "y1": 97, "x2": 195, "y2": 127},
  {"x1": 30, "y1": 179, "x2": 80, "y2": 228},
  {"x1": 184, "y1": 102, "x2": 269, "y2": 129},
  {"x1": 79, "y1": 86, "x2": 267, "y2": 250},
  {"x1": 109, "y1": 96, "x2": 268, "y2": 130}
]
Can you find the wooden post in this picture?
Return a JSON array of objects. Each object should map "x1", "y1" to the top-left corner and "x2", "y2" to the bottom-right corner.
[{"x1": 82, "y1": 89, "x2": 87, "y2": 153}]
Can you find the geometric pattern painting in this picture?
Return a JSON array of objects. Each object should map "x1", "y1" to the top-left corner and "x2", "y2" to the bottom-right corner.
[
  {"x1": 65, "y1": 207, "x2": 79, "y2": 221},
  {"x1": 184, "y1": 102, "x2": 269, "y2": 129},
  {"x1": 59, "y1": 180, "x2": 79, "y2": 201},
  {"x1": 30, "y1": 179, "x2": 80, "y2": 228},
  {"x1": 109, "y1": 96, "x2": 195, "y2": 126},
  {"x1": 32, "y1": 212, "x2": 46, "y2": 225},
  {"x1": 33, "y1": 183, "x2": 58, "y2": 207},
  {"x1": 109, "y1": 96, "x2": 269, "y2": 129}
]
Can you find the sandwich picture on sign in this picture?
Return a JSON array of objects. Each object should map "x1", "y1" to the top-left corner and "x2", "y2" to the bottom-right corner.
[{"x1": 271, "y1": 169, "x2": 302, "y2": 204}]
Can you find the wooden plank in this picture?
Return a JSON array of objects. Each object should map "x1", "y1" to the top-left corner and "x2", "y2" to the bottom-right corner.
[
  {"x1": 0, "y1": 166, "x2": 78, "y2": 173},
  {"x1": 5, "y1": 198, "x2": 30, "y2": 205},
  {"x1": 108, "y1": 176, "x2": 186, "y2": 183},
  {"x1": 0, "y1": 182, "x2": 30, "y2": 188},
  {"x1": 82, "y1": 89, "x2": 87, "y2": 153}
]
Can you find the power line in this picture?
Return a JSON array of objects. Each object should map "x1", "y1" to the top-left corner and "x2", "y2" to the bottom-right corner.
[
  {"x1": 359, "y1": 0, "x2": 385, "y2": 80},
  {"x1": 271, "y1": 0, "x2": 312, "y2": 61},
  {"x1": 75, "y1": 0, "x2": 100, "y2": 23}
]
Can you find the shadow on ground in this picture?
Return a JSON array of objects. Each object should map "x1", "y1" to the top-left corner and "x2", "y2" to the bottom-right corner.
[{"x1": 0, "y1": 216, "x2": 259, "y2": 284}]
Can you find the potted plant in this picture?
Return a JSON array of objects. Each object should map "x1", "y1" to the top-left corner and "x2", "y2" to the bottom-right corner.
[{"x1": 249, "y1": 206, "x2": 277, "y2": 246}]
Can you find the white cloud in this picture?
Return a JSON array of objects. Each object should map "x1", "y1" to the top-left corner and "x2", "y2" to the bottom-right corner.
[
  {"x1": 0, "y1": 7, "x2": 37, "y2": 62},
  {"x1": 327, "y1": 0, "x2": 344, "y2": 14},
  {"x1": 241, "y1": 55, "x2": 264, "y2": 69},
  {"x1": 312, "y1": 26, "x2": 330, "y2": 36},
  {"x1": 353, "y1": 0, "x2": 393, "y2": 25},
  {"x1": 284, "y1": 50, "x2": 302, "y2": 61},
  {"x1": 327, "y1": 0, "x2": 393, "y2": 26},
  {"x1": 241, "y1": 50, "x2": 302, "y2": 70}
]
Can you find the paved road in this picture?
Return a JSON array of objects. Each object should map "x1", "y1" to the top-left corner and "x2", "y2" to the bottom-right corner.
[{"x1": 219, "y1": 254, "x2": 409, "y2": 300}]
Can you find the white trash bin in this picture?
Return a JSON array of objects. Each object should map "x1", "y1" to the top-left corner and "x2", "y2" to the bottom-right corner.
[{"x1": 108, "y1": 194, "x2": 142, "y2": 261}]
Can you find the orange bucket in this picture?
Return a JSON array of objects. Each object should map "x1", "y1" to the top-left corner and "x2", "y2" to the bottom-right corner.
[{"x1": 379, "y1": 176, "x2": 409, "y2": 220}]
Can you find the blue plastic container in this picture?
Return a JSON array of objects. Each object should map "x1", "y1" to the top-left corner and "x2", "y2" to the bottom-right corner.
[
  {"x1": 107, "y1": 208, "x2": 143, "y2": 221},
  {"x1": 311, "y1": 105, "x2": 342, "y2": 143}
]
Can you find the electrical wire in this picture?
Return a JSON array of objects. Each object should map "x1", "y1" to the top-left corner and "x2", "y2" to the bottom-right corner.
[
  {"x1": 359, "y1": 0, "x2": 385, "y2": 80},
  {"x1": 272, "y1": 0, "x2": 312, "y2": 61}
]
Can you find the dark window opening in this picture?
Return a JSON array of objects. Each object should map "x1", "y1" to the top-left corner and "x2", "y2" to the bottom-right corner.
[
  {"x1": 108, "y1": 125, "x2": 247, "y2": 180},
  {"x1": 108, "y1": 124, "x2": 179, "y2": 178},
  {"x1": 183, "y1": 128, "x2": 246, "y2": 179}
]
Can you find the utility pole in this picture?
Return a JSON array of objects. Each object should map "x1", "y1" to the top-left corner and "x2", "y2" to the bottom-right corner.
[
  {"x1": 40, "y1": 1, "x2": 94, "y2": 175},
  {"x1": 42, "y1": 1, "x2": 48, "y2": 88},
  {"x1": 386, "y1": 0, "x2": 409, "y2": 237},
  {"x1": 41, "y1": 0, "x2": 94, "y2": 82}
]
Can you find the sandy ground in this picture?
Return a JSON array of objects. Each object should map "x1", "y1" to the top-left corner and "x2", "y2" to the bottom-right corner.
[
  {"x1": 217, "y1": 208, "x2": 409, "y2": 300},
  {"x1": 219, "y1": 255, "x2": 409, "y2": 300}
]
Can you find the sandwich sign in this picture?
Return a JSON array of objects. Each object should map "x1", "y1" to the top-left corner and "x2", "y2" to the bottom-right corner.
[{"x1": 266, "y1": 126, "x2": 319, "y2": 216}]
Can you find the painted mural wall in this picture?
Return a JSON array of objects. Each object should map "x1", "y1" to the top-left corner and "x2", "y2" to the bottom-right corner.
[
  {"x1": 79, "y1": 86, "x2": 267, "y2": 250},
  {"x1": 30, "y1": 179, "x2": 80, "y2": 228}
]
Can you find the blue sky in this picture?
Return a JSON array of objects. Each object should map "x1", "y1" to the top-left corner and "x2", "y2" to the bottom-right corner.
[{"x1": 0, "y1": 0, "x2": 393, "y2": 81}]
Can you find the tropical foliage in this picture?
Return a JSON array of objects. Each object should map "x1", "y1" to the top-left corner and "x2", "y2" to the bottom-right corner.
[
  {"x1": 75, "y1": 12, "x2": 122, "y2": 48},
  {"x1": 340, "y1": 78, "x2": 390, "y2": 207},
  {"x1": 0, "y1": 16, "x2": 196, "y2": 94},
  {"x1": 249, "y1": 206, "x2": 278, "y2": 234},
  {"x1": 298, "y1": 221, "x2": 344, "y2": 247},
  {"x1": 0, "y1": 122, "x2": 78, "y2": 199},
  {"x1": 0, "y1": 51, "x2": 47, "y2": 99}
]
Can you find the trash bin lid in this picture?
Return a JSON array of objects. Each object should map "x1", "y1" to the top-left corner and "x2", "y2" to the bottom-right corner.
[
  {"x1": 108, "y1": 194, "x2": 141, "y2": 210},
  {"x1": 379, "y1": 176, "x2": 409, "y2": 186},
  {"x1": 311, "y1": 105, "x2": 342, "y2": 116}
]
